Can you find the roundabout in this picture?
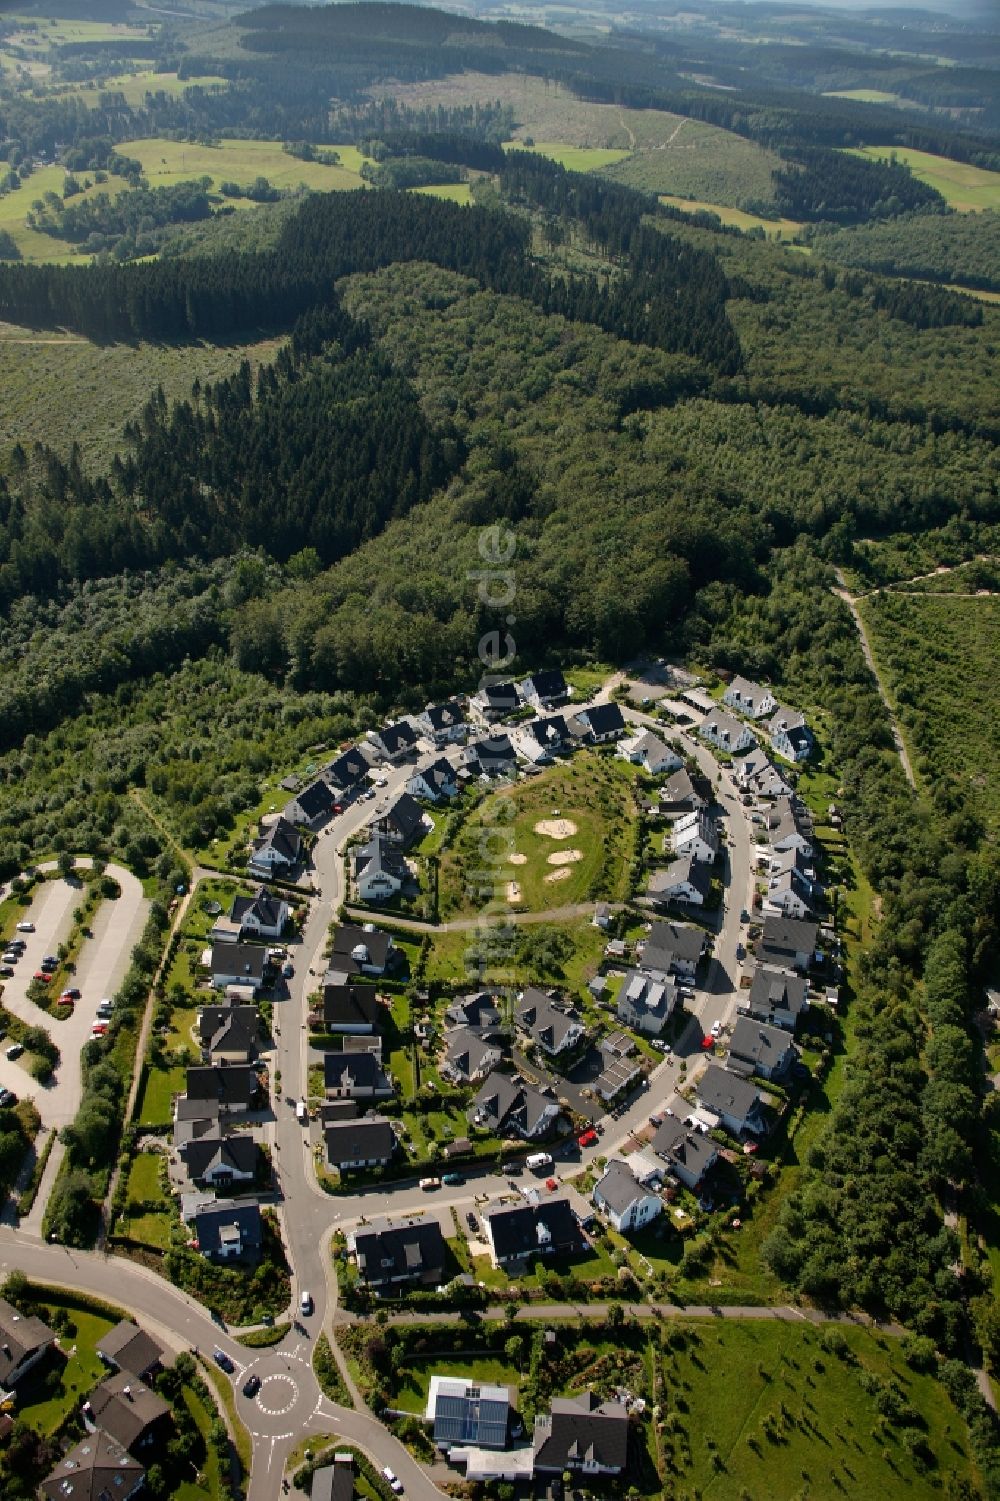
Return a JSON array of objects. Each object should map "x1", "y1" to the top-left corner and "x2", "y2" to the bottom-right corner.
[
  {"x1": 238, "y1": 1348, "x2": 320, "y2": 1441},
  {"x1": 256, "y1": 1372, "x2": 299, "y2": 1418}
]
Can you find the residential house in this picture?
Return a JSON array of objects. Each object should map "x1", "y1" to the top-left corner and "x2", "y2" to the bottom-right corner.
[
  {"x1": 184, "y1": 1064, "x2": 260, "y2": 1116},
  {"x1": 329, "y1": 923, "x2": 399, "y2": 978},
  {"x1": 515, "y1": 988, "x2": 584, "y2": 1058},
  {"x1": 417, "y1": 700, "x2": 468, "y2": 746},
  {"x1": 407, "y1": 758, "x2": 459, "y2": 803},
  {"x1": 0, "y1": 1298, "x2": 54, "y2": 1390},
  {"x1": 729, "y1": 1016, "x2": 800, "y2": 1082},
  {"x1": 426, "y1": 1376, "x2": 511, "y2": 1450},
  {"x1": 748, "y1": 761, "x2": 794, "y2": 801},
  {"x1": 323, "y1": 1052, "x2": 394, "y2": 1101},
  {"x1": 189, "y1": 1197, "x2": 263, "y2": 1261},
  {"x1": 672, "y1": 810, "x2": 719, "y2": 865},
  {"x1": 180, "y1": 1133, "x2": 259, "y2": 1189},
  {"x1": 249, "y1": 816, "x2": 302, "y2": 878},
  {"x1": 472, "y1": 1071, "x2": 560, "y2": 1140},
  {"x1": 197, "y1": 1005, "x2": 260, "y2": 1064},
  {"x1": 284, "y1": 778, "x2": 336, "y2": 830},
  {"x1": 96, "y1": 1323, "x2": 163, "y2": 1383},
  {"x1": 766, "y1": 866, "x2": 814, "y2": 920},
  {"x1": 511, "y1": 715, "x2": 570, "y2": 765},
  {"x1": 377, "y1": 792, "x2": 428, "y2": 847},
  {"x1": 742, "y1": 964, "x2": 809, "y2": 1032},
  {"x1": 39, "y1": 1431, "x2": 145, "y2": 1501},
  {"x1": 326, "y1": 745, "x2": 374, "y2": 796},
  {"x1": 647, "y1": 855, "x2": 712, "y2": 908},
  {"x1": 483, "y1": 1198, "x2": 579, "y2": 1269},
  {"x1": 759, "y1": 915, "x2": 819, "y2": 973},
  {"x1": 520, "y1": 669, "x2": 569, "y2": 710},
  {"x1": 698, "y1": 708, "x2": 755, "y2": 755},
  {"x1": 768, "y1": 797, "x2": 815, "y2": 857},
  {"x1": 769, "y1": 707, "x2": 814, "y2": 763},
  {"x1": 600, "y1": 1029, "x2": 636, "y2": 1059},
  {"x1": 324, "y1": 1117, "x2": 396, "y2": 1172},
  {"x1": 576, "y1": 701, "x2": 626, "y2": 743},
  {"x1": 618, "y1": 731, "x2": 682, "y2": 776},
  {"x1": 441, "y1": 1028, "x2": 503, "y2": 1086},
  {"x1": 641, "y1": 920, "x2": 707, "y2": 979},
  {"x1": 462, "y1": 733, "x2": 517, "y2": 778},
  {"x1": 84, "y1": 1373, "x2": 170, "y2": 1454},
  {"x1": 470, "y1": 680, "x2": 519, "y2": 723},
  {"x1": 312, "y1": 1455, "x2": 356, "y2": 1501},
  {"x1": 651, "y1": 1118, "x2": 719, "y2": 1192},
  {"x1": 594, "y1": 1055, "x2": 643, "y2": 1104},
  {"x1": 658, "y1": 767, "x2": 712, "y2": 816},
  {"x1": 697, "y1": 1063, "x2": 769, "y2": 1138},
  {"x1": 350, "y1": 1213, "x2": 445, "y2": 1289},
  {"x1": 367, "y1": 720, "x2": 419, "y2": 763},
  {"x1": 532, "y1": 1392, "x2": 629, "y2": 1476},
  {"x1": 353, "y1": 831, "x2": 408, "y2": 904},
  {"x1": 593, "y1": 1159, "x2": 662, "y2": 1234},
  {"x1": 173, "y1": 1095, "x2": 221, "y2": 1137},
  {"x1": 445, "y1": 992, "x2": 504, "y2": 1037},
  {"x1": 317, "y1": 981, "x2": 379, "y2": 1034},
  {"x1": 723, "y1": 676, "x2": 776, "y2": 721},
  {"x1": 229, "y1": 885, "x2": 289, "y2": 941},
  {"x1": 209, "y1": 941, "x2": 267, "y2": 993},
  {"x1": 616, "y1": 969, "x2": 678, "y2": 1036}
]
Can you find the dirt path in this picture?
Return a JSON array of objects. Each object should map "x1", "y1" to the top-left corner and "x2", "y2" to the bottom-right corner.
[
  {"x1": 343, "y1": 901, "x2": 613, "y2": 932},
  {"x1": 853, "y1": 554, "x2": 998, "y2": 597},
  {"x1": 833, "y1": 570, "x2": 918, "y2": 791},
  {"x1": 617, "y1": 109, "x2": 637, "y2": 150}
]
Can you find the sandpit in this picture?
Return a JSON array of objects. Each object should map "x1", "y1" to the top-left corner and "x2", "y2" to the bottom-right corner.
[
  {"x1": 547, "y1": 848, "x2": 583, "y2": 866},
  {"x1": 508, "y1": 852, "x2": 528, "y2": 866},
  {"x1": 535, "y1": 818, "x2": 578, "y2": 840},
  {"x1": 506, "y1": 880, "x2": 523, "y2": 903},
  {"x1": 544, "y1": 867, "x2": 571, "y2": 884}
]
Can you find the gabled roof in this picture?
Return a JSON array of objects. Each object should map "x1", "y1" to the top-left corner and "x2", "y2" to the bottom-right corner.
[
  {"x1": 473, "y1": 1071, "x2": 556, "y2": 1138},
  {"x1": 198, "y1": 1006, "x2": 259, "y2": 1057},
  {"x1": 372, "y1": 720, "x2": 419, "y2": 755},
  {"x1": 730, "y1": 1016, "x2": 798, "y2": 1074},
  {"x1": 622, "y1": 729, "x2": 677, "y2": 764},
  {"x1": 230, "y1": 885, "x2": 286, "y2": 930},
  {"x1": 330, "y1": 924, "x2": 395, "y2": 971},
  {"x1": 192, "y1": 1197, "x2": 262, "y2": 1256},
  {"x1": 594, "y1": 1159, "x2": 647, "y2": 1218},
  {"x1": 209, "y1": 941, "x2": 267, "y2": 981},
  {"x1": 651, "y1": 1118, "x2": 718, "y2": 1183},
  {"x1": 475, "y1": 680, "x2": 518, "y2": 712},
  {"x1": 760, "y1": 914, "x2": 819, "y2": 956},
  {"x1": 184, "y1": 1065, "x2": 258, "y2": 1110},
  {"x1": 533, "y1": 1392, "x2": 629, "y2": 1472},
  {"x1": 673, "y1": 810, "x2": 719, "y2": 852},
  {"x1": 617, "y1": 968, "x2": 676, "y2": 1024},
  {"x1": 726, "y1": 675, "x2": 773, "y2": 715},
  {"x1": 650, "y1": 855, "x2": 712, "y2": 899},
  {"x1": 251, "y1": 816, "x2": 301, "y2": 864},
  {"x1": 699, "y1": 706, "x2": 750, "y2": 742},
  {"x1": 422, "y1": 700, "x2": 467, "y2": 733},
  {"x1": 523, "y1": 715, "x2": 568, "y2": 749},
  {"x1": 465, "y1": 733, "x2": 516, "y2": 767},
  {"x1": 181, "y1": 1133, "x2": 259, "y2": 1182},
  {"x1": 522, "y1": 669, "x2": 568, "y2": 701},
  {"x1": 312, "y1": 1458, "x2": 356, "y2": 1501},
  {"x1": 697, "y1": 1063, "x2": 766, "y2": 1125},
  {"x1": 445, "y1": 991, "x2": 504, "y2": 1035},
  {"x1": 355, "y1": 831, "x2": 408, "y2": 884},
  {"x1": 515, "y1": 988, "x2": 582, "y2": 1052},
  {"x1": 580, "y1": 701, "x2": 626, "y2": 737},
  {"x1": 445, "y1": 1027, "x2": 500, "y2": 1080},
  {"x1": 85, "y1": 1372, "x2": 169, "y2": 1451},
  {"x1": 485, "y1": 1198, "x2": 579, "y2": 1262},
  {"x1": 0, "y1": 1297, "x2": 54, "y2": 1383},
  {"x1": 768, "y1": 705, "x2": 807, "y2": 735},
  {"x1": 352, "y1": 1214, "x2": 445, "y2": 1283},
  {"x1": 97, "y1": 1322, "x2": 164, "y2": 1380},
  {"x1": 323, "y1": 1052, "x2": 392, "y2": 1094},
  {"x1": 646, "y1": 920, "x2": 707, "y2": 964},
  {"x1": 747, "y1": 963, "x2": 809, "y2": 1020},
  {"x1": 173, "y1": 1095, "x2": 222, "y2": 1126},
  {"x1": 324, "y1": 1117, "x2": 396, "y2": 1166},
  {"x1": 326, "y1": 744, "x2": 374, "y2": 790},
  {"x1": 40, "y1": 1429, "x2": 144, "y2": 1501},
  {"x1": 413, "y1": 757, "x2": 458, "y2": 794},
  {"x1": 321, "y1": 982, "x2": 380, "y2": 1030},
  {"x1": 659, "y1": 767, "x2": 710, "y2": 807},
  {"x1": 379, "y1": 792, "x2": 426, "y2": 844},
  {"x1": 293, "y1": 778, "x2": 336, "y2": 820}
]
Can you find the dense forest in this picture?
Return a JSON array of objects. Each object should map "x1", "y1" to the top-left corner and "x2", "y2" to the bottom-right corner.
[{"x1": 807, "y1": 210, "x2": 1000, "y2": 294}]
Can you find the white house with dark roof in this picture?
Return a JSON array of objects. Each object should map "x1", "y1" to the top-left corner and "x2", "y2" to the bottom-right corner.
[
  {"x1": 366, "y1": 720, "x2": 419, "y2": 763},
  {"x1": 651, "y1": 1117, "x2": 719, "y2": 1190},
  {"x1": 729, "y1": 1016, "x2": 799, "y2": 1082},
  {"x1": 515, "y1": 988, "x2": 584, "y2": 1057},
  {"x1": 641, "y1": 920, "x2": 707, "y2": 979},
  {"x1": 697, "y1": 1063, "x2": 771, "y2": 1138},
  {"x1": 229, "y1": 885, "x2": 289, "y2": 940},
  {"x1": 472, "y1": 1071, "x2": 560, "y2": 1140},
  {"x1": 672, "y1": 809, "x2": 719, "y2": 864},
  {"x1": 520, "y1": 669, "x2": 569, "y2": 710},
  {"x1": 742, "y1": 964, "x2": 809, "y2": 1032},
  {"x1": 376, "y1": 792, "x2": 428, "y2": 848},
  {"x1": 484, "y1": 1198, "x2": 579, "y2": 1268},
  {"x1": 353, "y1": 831, "x2": 407, "y2": 903},
  {"x1": 324, "y1": 1117, "x2": 397, "y2": 1171},
  {"x1": 698, "y1": 708, "x2": 755, "y2": 755},
  {"x1": 209, "y1": 941, "x2": 267, "y2": 992},
  {"x1": 533, "y1": 1392, "x2": 629, "y2": 1476},
  {"x1": 407, "y1": 758, "x2": 459, "y2": 803},
  {"x1": 765, "y1": 866, "x2": 814, "y2": 920},
  {"x1": 179, "y1": 1133, "x2": 259, "y2": 1189},
  {"x1": 326, "y1": 744, "x2": 374, "y2": 794},
  {"x1": 249, "y1": 816, "x2": 302, "y2": 877},
  {"x1": 329, "y1": 923, "x2": 398, "y2": 977},
  {"x1": 40, "y1": 1430, "x2": 145, "y2": 1501},
  {"x1": 462, "y1": 733, "x2": 517, "y2": 778},
  {"x1": 284, "y1": 778, "x2": 336, "y2": 829},
  {"x1": 441, "y1": 1027, "x2": 503, "y2": 1085},
  {"x1": 658, "y1": 767, "x2": 711, "y2": 816},
  {"x1": 593, "y1": 1159, "x2": 662, "y2": 1234},
  {"x1": 317, "y1": 981, "x2": 379, "y2": 1034},
  {"x1": 97, "y1": 1322, "x2": 164, "y2": 1382},
  {"x1": 350, "y1": 1213, "x2": 445, "y2": 1288},
  {"x1": 769, "y1": 707, "x2": 814, "y2": 763},
  {"x1": 197, "y1": 1004, "x2": 259, "y2": 1064},
  {"x1": 470, "y1": 680, "x2": 519, "y2": 723},
  {"x1": 575, "y1": 701, "x2": 626, "y2": 743},
  {"x1": 618, "y1": 730, "x2": 682, "y2": 776},
  {"x1": 511, "y1": 715, "x2": 570, "y2": 764},
  {"x1": 647, "y1": 855, "x2": 712, "y2": 908},
  {"x1": 445, "y1": 991, "x2": 504, "y2": 1037},
  {"x1": 0, "y1": 1298, "x2": 55, "y2": 1391},
  {"x1": 323, "y1": 1051, "x2": 393, "y2": 1101},
  {"x1": 723, "y1": 676, "x2": 776, "y2": 721},
  {"x1": 759, "y1": 914, "x2": 819, "y2": 973},
  {"x1": 417, "y1": 700, "x2": 468, "y2": 746},
  {"x1": 616, "y1": 969, "x2": 678, "y2": 1036}
]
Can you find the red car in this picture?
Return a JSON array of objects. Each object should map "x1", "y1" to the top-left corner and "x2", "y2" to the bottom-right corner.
[
  {"x1": 33, "y1": 971, "x2": 53, "y2": 983},
  {"x1": 90, "y1": 1022, "x2": 108, "y2": 1036},
  {"x1": 545, "y1": 1177, "x2": 558, "y2": 1192},
  {"x1": 701, "y1": 1035, "x2": 714, "y2": 1050},
  {"x1": 577, "y1": 1129, "x2": 598, "y2": 1148}
]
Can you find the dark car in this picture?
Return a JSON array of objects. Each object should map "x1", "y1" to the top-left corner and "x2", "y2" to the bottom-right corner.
[
  {"x1": 0, "y1": 1089, "x2": 16, "y2": 1108},
  {"x1": 501, "y1": 1161, "x2": 521, "y2": 1175},
  {"x1": 242, "y1": 1373, "x2": 261, "y2": 1398},
  {"x1": 0, "y1": 967, "x2": 13, "y2": 979},
  {"x1": 40, "y1": 958, "x2": 58, "y2": 972},
  {"x1": 466, "y1": 1212, "x2": 478, "y2": 1232},
  {"x1": 212, "y1": 1348, "x2": 234, "y2": 1373}
]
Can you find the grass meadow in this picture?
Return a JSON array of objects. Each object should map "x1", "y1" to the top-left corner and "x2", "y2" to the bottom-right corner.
[{"x1": 848, "y1": 146, "x2": 1000, "y2": 212}]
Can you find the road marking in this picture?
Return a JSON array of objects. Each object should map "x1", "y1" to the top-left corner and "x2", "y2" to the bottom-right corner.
[{"x1": 256, "y1": 1372, "x2": 299, "y2": 1417}]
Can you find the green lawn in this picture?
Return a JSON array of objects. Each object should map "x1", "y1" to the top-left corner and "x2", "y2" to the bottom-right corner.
[
  {"x1": 0, "y1": 164, "x2": 133, "y2": 262},
  {"x1": 658, "y1": 1320, "x2": 977, "y2": 1498},
  {"x1": 659, "y1": 195, "x2": 804, "y2": 239},
  {"x1": 120, "y1": 1150, "x2": 173, "y2": 1248},
  {"x1": 16, "y1": 1305, "x2": 115, "y2": 1435},
  {"x1": 136, "y1": 1061, "x2": 185, "y2": 1127},
  {"x1": 847, "y1": 146, "x2": 1000, "y2": 212},
  {"x1": 175, "y1": 1382, "x2": 225, "y2": 1501},
  {"x1": 823, "y1": 89, "x2": 902, "y2": 104},
  {"x1": 412, "y1": 182, "x2": 471, "y2": 203},
  {"x1": 394, "y1": 1353, "x2": 520, "y2": 1414},
  {"x1": 124, "y1": 136, "x2": 367, "y2": 194},
  {"x1": 504, "y1": 141, "x2": 630, "y2": 173},
  {"x1": 74, "y1": 70, "x2": 227, "y2": 107}
]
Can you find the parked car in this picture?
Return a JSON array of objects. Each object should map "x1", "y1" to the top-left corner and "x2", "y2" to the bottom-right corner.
[
  {"x1": 419, "y1": 1177, "x2": 441, "y2": 1191},
  {"x1": 466, "y1": 1212, "x2": 478, "y2": 1232},
  {"x1": 7, "y1": 939, "x2": 25, "y2": 950},
  {"x1": 41, "y1": 956, "x2": 58, "y2": 970},
  {"x1": 0, "y1": 967, "x2": 14, "y2": 979},
  {"x1": 91, "y1": 1022, "x2": 108, "y2": 1036},
  {"x1": 212, "y1": 1348, "x2": 234, "y2": 1372},
  {"x1": 15, "y1": 922, "x2": 34, "y2": 932},
  {"x1": 242, "y1": 1373, "x2": 261, "y2": 1398},
  {"x1": 441, "y1": 1172, "x2": 463, "y2": 1186},
  {"x1": 300, "y1": 1291, "x2": 313, "y2": 1316},
  {"x1": 382, "y1": 1468, "x2": 403, "y2": 1494},
  {"x1": 501, "y1": 1161, "x2": 521, "y2": 1175},
  {"x1": 282, "y1": 962, "x2": 294, "y2": 978},
  {"x1": 61, "y1": 988, "x2": 81, "y2": 1001},
  {"x1": 32, "y1": 971, "x2": 52, "y2": 983},
  {"x1": 0, "y1": 1089, "x2": 16, "y2": 1108},
  {"x1": 2, "y1": 952, "x2": 19, "y2": 965},
  {"x1": 577, "y1": 1129, "x2": 598, "y2": 1148}
]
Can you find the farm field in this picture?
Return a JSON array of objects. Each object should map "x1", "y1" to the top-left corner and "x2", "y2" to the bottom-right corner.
[
  {"x1": 658, "y1": 195, "x2": 803, "y2": 237},
  {"x1": 0, "y1": 325, "x2": 284, "y2": 476},
  {"x1": 124, "y1": 137, "x2": 368, "y2": 193},
  {"x1": 505, "y1": 140, "x2": 630, "y2": 172},
  {"x1": 72, "y1": 69, "x2": 228, "y2": 107},
  {"x1": 847, "y1": 147, "x2": 1000, "y2": 211},
  {"x1": 437, "y1": 752, "x2": 638, "y2": 919},
  {"x1": 657, "y1": 1319, "x2": 977, "y2": 1498},
  {"x1": 412, "y1": 182, "x2": 472, "y2": 203},
  {"x1": 0, "y1": 164, "x2": 133, "y2": 261},
  {"x1": 3, "y1": 14, "x2": 154, "y2": 46},
  {"x1": 823, "y1": 88, "x2": 903, "y2": 103},
  {"x1": 859, "y1": 592, "x2": 1000, "y2": 831}
]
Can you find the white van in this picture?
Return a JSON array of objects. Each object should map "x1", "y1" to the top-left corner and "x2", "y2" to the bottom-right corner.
[
  {"x1": 296, "y1": 1100, "x2": 309, "y2": 1125},
  {"x1": 525, "y1": 1152, "x2": 553, "y2": 1172}
]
